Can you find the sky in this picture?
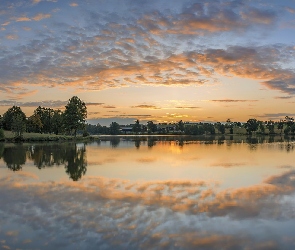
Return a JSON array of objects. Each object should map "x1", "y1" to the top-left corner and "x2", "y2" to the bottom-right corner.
[{"x1": 1, "y1": 0, "x2": 295, "y2": 125}]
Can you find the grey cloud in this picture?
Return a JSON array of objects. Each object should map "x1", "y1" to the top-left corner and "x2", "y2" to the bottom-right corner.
[
  {"x1": 131, "y1": 105, "x2": 160, "y2": 109},
  {"x1": 0, "y1": 0, "x2": 294, "y2": 96},
  {"x1": 211, "y1": 99, "x2": 258, "y2": 103},
  {"x1": 175, "y1": 106, "x2": 200, "y2": 109},
  {"x1": 0, "y1": 100, "x2": 66, "y2": 107},
  {"x1": 255, "y1": 113, "x2": 295, "y2": 118}
]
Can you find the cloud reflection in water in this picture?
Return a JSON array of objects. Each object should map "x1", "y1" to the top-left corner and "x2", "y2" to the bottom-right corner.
[{"x1": 1, "y1": 170, "x2": 295, "y2": 249}]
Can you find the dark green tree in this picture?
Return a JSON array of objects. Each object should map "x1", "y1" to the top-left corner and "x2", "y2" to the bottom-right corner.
[
  {"x1": 11, "y1": 114, "x2": 26, "y2": 138},
  {"x1": 284, "y1": 116, "x2": 294, "y2": 128},
  {"x1": 147, "y1": 121, "x2": 157, "y2": 133},
  {"x1": 277, "y1": 120, "x2": 284, "y2": 134},
  {"x1": 51, "y1": 109, "x2": 63, "y2": 135},
  {"x1": 27, "y1": 113, "x2": 43, "y2": 133},
  {"x1": 2, "y1": 106, "x2": 26, "y2": 131},
  {"x1": 0, "y1": 115, "x2": 3, "y2": 128},
  {"x1": 109, "y1": 122, "x2": 120, "y2": 135},
  {"x1": 245, "y1": 119, "x2": 259, "y2": 135},
  {"x1": 177, "y1": 120, "x2": 184, "y2": 132},
  {"x1": 133, "y1": 120, "x2": 141, "y2": 134},
  {"x1": 258, "y1": 121, "x2": 265, "y2": 134},
  {"x1": 215, "y1": 122, "x2": 225, "y2": 134},
  {"x1": 63, "y1": 96, "x2": 87, "y2": 137},
  {"x1": 33, "y1": 107, "x2": 54, "y2": 133},
  {"x1": 266, "y1": 120, "x2": 275, "y2": 134}
]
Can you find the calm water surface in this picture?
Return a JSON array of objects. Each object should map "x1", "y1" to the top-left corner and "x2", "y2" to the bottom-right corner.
[{"x1": 1, "y1": 136, "x2": 295, "y2": 249}]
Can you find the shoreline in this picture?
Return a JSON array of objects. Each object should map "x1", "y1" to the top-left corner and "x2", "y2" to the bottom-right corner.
[{"x1": 1, "y1": 132, "x2": 294, "y2": 143}]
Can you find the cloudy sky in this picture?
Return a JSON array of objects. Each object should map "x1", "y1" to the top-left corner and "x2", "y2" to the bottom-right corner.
[{"x1": 1, "y1": 0, "x2": 295, "y2": 125}]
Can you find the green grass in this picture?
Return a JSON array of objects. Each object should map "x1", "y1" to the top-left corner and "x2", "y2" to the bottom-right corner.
[{"x1": 2, "y1": 130, "x2": 95, "y2": 142}]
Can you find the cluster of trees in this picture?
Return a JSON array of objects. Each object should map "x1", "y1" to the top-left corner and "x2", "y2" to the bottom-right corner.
[
  {"x1": 85, "y1": 117, "x2": 295, "y2": 136},
  {"x1": 243, "y1": 117, "x2": 295, "y2": 135},
  {"x1": 0, "y1": 96, "x2": 87, "y2": 138},
  {"x1": 1, "y1": 96, "x2": 295, "y2": 138}
]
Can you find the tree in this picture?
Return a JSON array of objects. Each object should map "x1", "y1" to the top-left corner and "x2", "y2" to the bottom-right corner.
[
  {"x1": 33, "y1": 106, "x2": 54, "y2": 133},
  {"x1": 133, "y1": 120, "x2": 141, "y2": 134},
  {"x1": 258, "y1": 121, "x2": 265, "y2": 134},
  {"x1": 27, "y1": 114, "x2": 43, "y2": 133},
  {"x1": 147, "y1": 121, "x2": 157, "y2": 133},
  {"x1": 284, "y1": 116, "x2": 294, "y2": 129},
  {"x1": 51, "y1": 109, "x2": 63, "y2": 135},
  {"x1": 2, "y1": 106, "x2": 26, "y2": 131},
  {"x1": 0, "y1": 115, "x2": 3, "y2": 128},
  {"x1": 245, "y1": 118, "x2": 259, "y2": 135},
  {"x1": 277, "y1": 120, "x2": 284, "y2": 134},
  {"x1": 266, "y1": 120, "x2": 275, "y2": 134},
  {"x1": 11, "y1": 114, "x2": 26, "y2": 138},
  {"x1": 177, "y1": 120, "x2": 184, "y2": 132},
  {"x1": 109, "y1": 122, "x2": 120, "y2": 135},
  {"x1": 215, "y1": 122, "x2": 225, "y2": 134},
  {"x1": 63, "y1": 96, "x2": 87, "y2": 137}
]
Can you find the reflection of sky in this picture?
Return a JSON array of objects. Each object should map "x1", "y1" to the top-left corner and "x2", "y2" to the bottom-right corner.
[
  {"x1": 1, "y1": 140, "x2": 295, "y2": 249},
  {"x1": 1, "y1": 170, "x2": 295, "y2": 249}
]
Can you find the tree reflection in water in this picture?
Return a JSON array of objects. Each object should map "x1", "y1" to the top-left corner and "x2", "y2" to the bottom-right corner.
[
  {"x1": 64, "y1": 144, "x2": 87, "y2": 181},
  {"x1": 3, "y1": 145, "x2": 26, "y2": 171},
  {"x1": 28, "y1": 144, "x2": 66, "y2": 169},
  {"x1": 1, "y1": 143, "x2": 87, "y2": 181},
  {"x1": 110, "y1": 137, "x2": 120, "y2": 148}
]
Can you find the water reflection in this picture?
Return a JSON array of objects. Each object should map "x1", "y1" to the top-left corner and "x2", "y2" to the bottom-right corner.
[
  {"x1": 28, "y1": 144, "x2": 66, "y2": 168},
  {"x1": 1, "y1": 137, "x2": 295, "y2": 249},
  {"x1": 1, "y1": 135, "x2": 295, "y2": 180},
  {"x1": 64, "y1": 144, "x2": 87, "y2": 181},
  {"x1": 1, "y1": 143, "x2": 87, "y2": 181},
  {"x1": 1, "y1": 170, "x2": 295, "y2": 249},
  {"x1": 3, "y1": 145, "x2": 26, "y2": 171}
]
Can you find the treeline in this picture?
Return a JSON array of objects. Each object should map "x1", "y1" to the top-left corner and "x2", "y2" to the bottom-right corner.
[
  {"x1": 0, "y1": 96, "x2": 87, "y2": 139},
  {"x1": 1, "y1": 96, "x2": 295, "y2": 139},
  {"x1": 85, "y1": 117, "x2": 295, "y2": 136}
]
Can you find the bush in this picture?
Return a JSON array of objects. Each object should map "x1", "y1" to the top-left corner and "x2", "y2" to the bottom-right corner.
[
  {"x1": 0, "y1": 129, "x2": 4, "y2": 140},
  {"x1": 83, "y1": 130, "x2": 90, "y2": 137}
]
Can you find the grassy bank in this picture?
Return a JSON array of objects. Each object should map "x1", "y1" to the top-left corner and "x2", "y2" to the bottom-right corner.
[{"x1": 2, "y1": 130, "x2": 96, "y2": 142}]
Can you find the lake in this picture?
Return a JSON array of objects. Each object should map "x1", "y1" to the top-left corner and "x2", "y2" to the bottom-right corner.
[{"x1": 1, "y1": 135, "x2": 295, "y2": 249}]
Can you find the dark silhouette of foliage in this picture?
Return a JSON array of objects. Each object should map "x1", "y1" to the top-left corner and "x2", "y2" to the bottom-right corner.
[
  {"x1": 133, "y1": 120, "x2": 141, "y2": 134},
  {"x1": 63, "y1": 96, "x2": 87, "y2": 137},
  {"x1": 2, "y1": 106, "x2": 26, "y2": 131},
  {"x1": 64, "y1": 144, "x2": 87, "y2": 181},
  {"x1": 3, "y1": 145, "x2": 27, "y2": 171},
  {"x1": 110, "y1": 122, "x2": 120, "y2": 135}
]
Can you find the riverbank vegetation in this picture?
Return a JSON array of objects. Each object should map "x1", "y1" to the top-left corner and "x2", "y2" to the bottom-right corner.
[{"x1": 1, "y1": 96, "x2": 295, "y2": 142}]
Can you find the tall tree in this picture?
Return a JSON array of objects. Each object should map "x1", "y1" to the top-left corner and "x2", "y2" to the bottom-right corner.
[
  {"x1": 132, "y1": 120, "x2": 141, "y2": 134},
  {"x1": 51, "y1": 109, "x2": 63, "y2": 135},
  {"x1": 33, "y1": 106, "x2": 54, "y2": 133},
  {"x1": 2, "y1": 106, "x2": 26, "y2": 131},
  {"x1": 177, "y1": 120, "x2": 184, "y2": 132},
  {"x1": 109, "y1": 122, "x2": 120, "y2": 135},
  {"x1": 27, "y1": 114, "x2": 43, "y2": 133},
  {"x1": 63, "y1": 96, "x2": 87, "y2": 137},
  {"x1": 11, "y1": 114, "x2": 26, "y2": 138}
]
